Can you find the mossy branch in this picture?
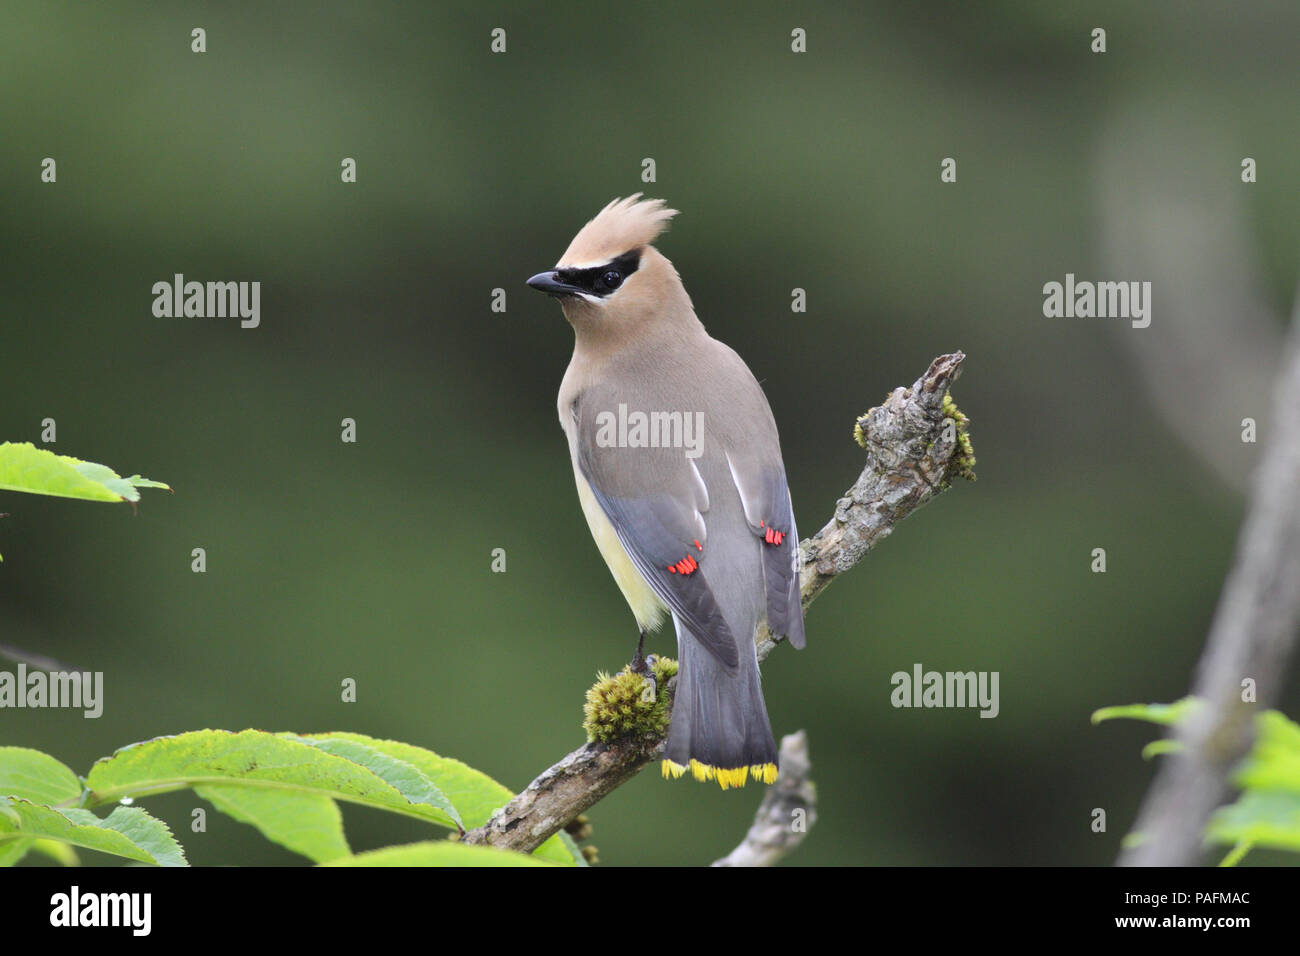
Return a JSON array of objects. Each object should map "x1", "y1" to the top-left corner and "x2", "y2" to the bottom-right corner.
[{"x1": 460, "y1": 352, "x2": 972, "y2": 857}]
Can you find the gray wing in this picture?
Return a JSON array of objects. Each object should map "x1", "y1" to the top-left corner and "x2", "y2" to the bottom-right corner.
[
  {"x1": 571, "y1": 391, "x2": 740, "y2": 669},
  {"x1": 725, "y1": 451, "x2": 805, "y2": 649}
]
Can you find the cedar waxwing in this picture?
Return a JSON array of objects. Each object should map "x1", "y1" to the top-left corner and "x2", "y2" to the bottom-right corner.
[{"x1": 527, "y1": 195, "x2": 805, "y2": 789}]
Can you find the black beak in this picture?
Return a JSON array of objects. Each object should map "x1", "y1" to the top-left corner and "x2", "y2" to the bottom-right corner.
[{"x1": 526, "y1": 270, "x2": 583, "y2": 297}]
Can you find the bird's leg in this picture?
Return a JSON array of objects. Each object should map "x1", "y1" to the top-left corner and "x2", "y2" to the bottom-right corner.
[
  {"x1": 630, "y1": 630, "x2": 660, "y2": 701},
  {"x1": 630, "y1": 628, "x2": 649, "y2": 673}
]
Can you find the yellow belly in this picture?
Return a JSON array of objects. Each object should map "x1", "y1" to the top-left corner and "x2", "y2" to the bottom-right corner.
[{"x1": 574, "y1": 467, "x2": 667, "y2": 632}]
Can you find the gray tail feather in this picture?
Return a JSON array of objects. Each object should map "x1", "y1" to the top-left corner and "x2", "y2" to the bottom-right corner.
[
  {"x1": 764, "y1": 547, "x2": 805, "y2": 649},
  {"x1": 761, "y1": 480, "x2": 805, "y2": 649},
  {"x1": 665, "y1": 623, "x2": 778, "y2": 775}
]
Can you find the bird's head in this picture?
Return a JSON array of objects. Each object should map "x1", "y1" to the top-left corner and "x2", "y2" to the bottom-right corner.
[{"x1": 527, "y1": 195, "x2": 691, "y2": 337}]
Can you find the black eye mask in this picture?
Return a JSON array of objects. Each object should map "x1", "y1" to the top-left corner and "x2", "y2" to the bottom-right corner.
[{"x1": 555, "y1": 249, "x2": 642, "y2": 298}]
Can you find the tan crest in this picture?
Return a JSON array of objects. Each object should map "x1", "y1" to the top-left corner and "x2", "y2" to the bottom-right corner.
[{"x1": 558, "y1": 194, "x2": 679, "y2": 267}]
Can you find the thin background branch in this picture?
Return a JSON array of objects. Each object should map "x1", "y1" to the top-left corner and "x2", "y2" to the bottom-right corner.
[
  {"x1": 713, "y1": 730, "x2": 816, "y2": 866},
  {"x1": 1120, "y1": 294, "x2": 1300, "y2": 866}
]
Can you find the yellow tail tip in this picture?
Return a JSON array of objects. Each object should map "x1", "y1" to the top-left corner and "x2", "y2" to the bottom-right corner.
[
  {"x1": 714, "y1": 766, "x2": 750, "y2": 789},
  {"x1": 689, "y1": 758, "x2": 716, "y2": 782},
  {"x1": 661, "y1": 759, "x2": 688, "y2": 779},
  {"x1": 662, "y1": 759, "x2": 780, "y2": 788}
]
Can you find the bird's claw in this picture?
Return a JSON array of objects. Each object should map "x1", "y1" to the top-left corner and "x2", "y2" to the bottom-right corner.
[{"x1": 633, "y1": 654, "x2": 659, "y2": 702}]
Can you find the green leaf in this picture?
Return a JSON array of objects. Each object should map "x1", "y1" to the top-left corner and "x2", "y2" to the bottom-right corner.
[
  {"x1": 321, "y1": 840, "x2": 553, "y2": 867},
  {"x1": 1207, "y1": 790, "x2": 1300, "y2": 853},
  {"x1": 1141, "y1": 739, "x2": 1184, "y2": 760},
  {"x1": 0, "y1": 834, "x2": 81, "y2": 868},
  {"x1": 1233, "y1": 710, "x2": 1300, "y2": 792},
  {"x1": 300, "y1": 732, "x2": 582, "y2": 865},
  {"x1": 72, "y1": 806, "x2": 187, "y2": 866},
  {"x1": 0, "y1": 839, "x2": 31, "y2": 866},
  {"x1": 85, "y1": 730, "x2": 461, "y2": 829},
  {"x1": 195, "y1": 785, "x2": 350, "y2": 863},
  {"x1": 0, "y1": 442, "x2": 170, "y2": 504},
  {"x1": 552, "y1": 830, "x2": 587, "y2": 866},
  {"x1": 0, "y1": 798, "x2": 187, "y2": 866},
  {"x1": 0, "y1": 747, "x2": 83, "y2": 805},
  {"x1": 285, "y1": 734, "x2": 462, "y2": 830},
  {"x1": 1207, "y1": 712, "x2": 1300, "y2": 860},
  {"x1": 1218, "y1": 840, "x2": 1253, "y2": 868},
  {"x1": 1091, "y1": 697, "x2": 1200, "y2": 726},
  {"x1": 30, "y1": 838, "x2": 80, "y2": 866},
  {"x1": 12, "y1": 731, "x2": 586, "y2": 866}
]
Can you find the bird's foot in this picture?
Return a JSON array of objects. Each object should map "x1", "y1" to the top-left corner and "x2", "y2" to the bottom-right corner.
[
  {"x1": 629, "y1": 632, "x2": 650, "y2": 676},
  {"x1": 630, "y1": 653, "x2": 659, "y2": 702}
]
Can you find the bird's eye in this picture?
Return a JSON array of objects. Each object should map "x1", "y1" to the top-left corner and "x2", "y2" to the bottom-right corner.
[{"x1": 603, "y1": 271, "x2": 623, "y2": 289}]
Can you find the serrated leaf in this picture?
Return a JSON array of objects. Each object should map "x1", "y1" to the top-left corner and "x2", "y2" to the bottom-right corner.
[
  {"x1": 195, "y1": 785, "x2": 349, "y2": 863},
  {"x1": 321, "y1": 840, "x2": 553, "y2": 867},
  {"x1": 85, "y1": 729, "x2": 459, "y2": 829},
  {"x1": 0, "y1": 798, "x2": 187, "y2": 866},
  {"x1": 0, "y1": 747, "x2": 83, "y2": 805},
  {"x1": 301, "y1": 732, "x2": 581, "y2": 865},
  {"x1": 285, "y1": 734, "x2": 462, "y2": 830},
  {"x1": 15, "y1": 730, "x2": 587, "y2": 866},
  {"x1": 0, "y1": 442, "x2": 170, "y2": 504},
  {"x1": 77, "y1": 806, "x2": 187, "y2": 866}
]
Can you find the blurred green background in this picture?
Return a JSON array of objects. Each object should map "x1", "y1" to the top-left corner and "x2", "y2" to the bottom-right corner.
[{"x1": 3, "y1": 1, "x2": 1298, "y2": 865}]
